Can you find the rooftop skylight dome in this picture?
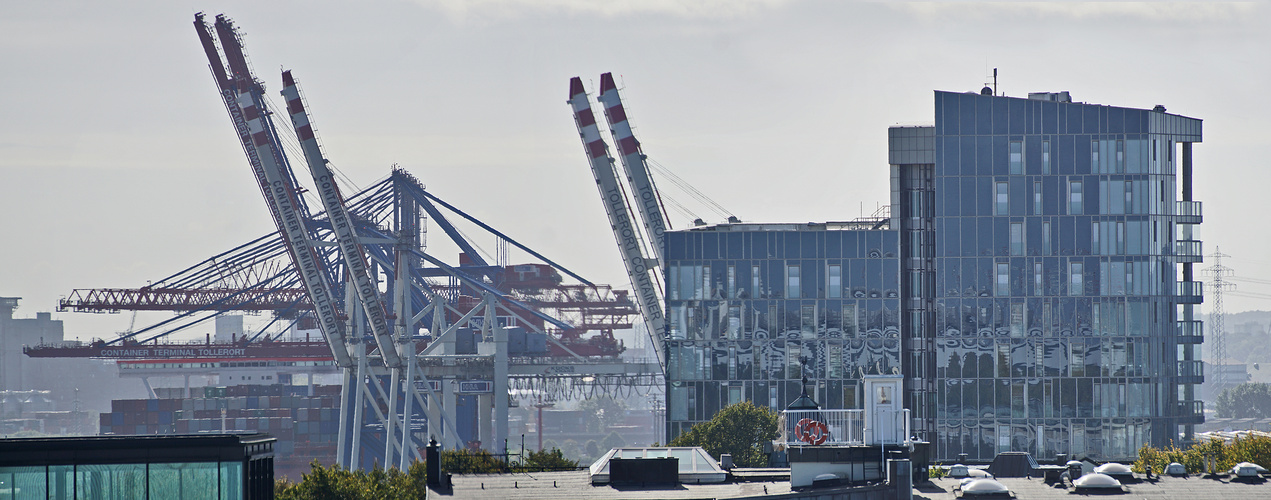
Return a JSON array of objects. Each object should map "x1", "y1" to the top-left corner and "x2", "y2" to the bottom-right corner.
[
  {"x1": 1073, "y1": 472, "x2": 1123, "y2": 492},
  {"x1": 957, "y1": 478, "x2": 1013, "y2": 497},
  {"x1": 1094, "y1": 462, "x2": 1134, "y2": 479}
]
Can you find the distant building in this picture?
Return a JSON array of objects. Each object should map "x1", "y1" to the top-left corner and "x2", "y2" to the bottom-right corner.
[
  {"x1": 0, "y1": 297, "x2": 146, "y2": 428},
  {"x1": 663, "y1": 89, "x2": 1205, "y2": 461}
]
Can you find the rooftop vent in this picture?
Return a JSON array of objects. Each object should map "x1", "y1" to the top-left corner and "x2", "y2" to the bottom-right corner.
[{"x1": 1153, "y1": 104, "x2": 1167, "y2": 112}]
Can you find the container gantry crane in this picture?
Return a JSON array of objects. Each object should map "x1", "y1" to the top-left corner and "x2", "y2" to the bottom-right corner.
[
  {"x1": 597, "y1": 73, "x2": 671, "y2": 265},
  {"x1": 568, "y1": 77, "x2": 667, "y2": 371}
]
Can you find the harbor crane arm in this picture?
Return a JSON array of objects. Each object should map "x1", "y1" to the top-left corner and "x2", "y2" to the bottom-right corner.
[
  {"x1": 194, "y1": 13, "x2": 353, "y2": 368},
  {"x1": 568, "y1": 77, "x2": 666, "y2": 371},
  {"x1": 280, "y1": 70, "x2": 404, "y2": 369},
  {"x1": 597, "y1": 73, "x2": 670, "y2": 264}
]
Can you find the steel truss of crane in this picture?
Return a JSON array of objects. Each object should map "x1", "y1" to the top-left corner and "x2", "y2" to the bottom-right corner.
[{"x1": 47, "y1": 13, "x2": 665, "y2": 471}]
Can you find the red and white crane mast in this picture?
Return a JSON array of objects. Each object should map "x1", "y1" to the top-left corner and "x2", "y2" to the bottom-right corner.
[
  {"x1": 597, "y1": 73, "x2": 670, "y2": 264},
  {"x1": 194, "y1": 13, "x2": 353, "y2": 369},
  {"x1": 279, "y1": 70, "x2": 404, "y2": 370},
  {"x1": 568, "y1": 77, "x2": 666, "y2": 369}
]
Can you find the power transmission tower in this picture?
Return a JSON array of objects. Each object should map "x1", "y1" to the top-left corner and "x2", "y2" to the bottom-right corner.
[{"x1": 1202, "y1": 248, "x2": 1236, "y2": 392}]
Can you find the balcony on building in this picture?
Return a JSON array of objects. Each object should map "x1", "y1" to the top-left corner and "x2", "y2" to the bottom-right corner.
[
  {"x1": 1178, "y1": 360, "x2": 1205, "y2": 385},
  {"x1": 1174, "y1": 281, "x2": 1204, "y2": 305},
  {"x1": 1177, "y1": 320, "x2": 1204, "y2": 344},
  {"x1": 1176, "y1": 201, "x2": 1203, "y2": 225},
  {"x1": 1175, "y1": 240, "x2": 1204, "y2": 264},
  {"x1": 1177, "y1": 400, "x2": 1205, "y2": 425}
]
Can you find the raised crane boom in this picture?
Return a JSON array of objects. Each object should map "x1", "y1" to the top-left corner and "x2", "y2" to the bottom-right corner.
[
  {"x1": 280, "y1": 70, "x2": 404, "y2": 369},
  {"x1": 194, "y1": 13, "x2": 353, "y2": 368},
  {"x1": 597, "y1": 73, "x2": 669, "y2": 264},
  {"x1": 568, "y1": 77, "x2": 666, "y2": 370}
]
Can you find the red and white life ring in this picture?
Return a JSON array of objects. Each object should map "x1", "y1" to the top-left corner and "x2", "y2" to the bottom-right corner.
[{"x1": 795, "y1": 418, "x2": 829, "y2": 445}]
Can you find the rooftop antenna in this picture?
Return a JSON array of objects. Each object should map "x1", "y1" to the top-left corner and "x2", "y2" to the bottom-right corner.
[{"x1": 993, "y1": 68, "x2": 998, "y2": 96}]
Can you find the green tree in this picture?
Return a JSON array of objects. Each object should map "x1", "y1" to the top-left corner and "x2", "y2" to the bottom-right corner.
[
  {"x1": 577, "y1": 396, "x2": 625, "y2": 432},
  {"x1": 542, "y1": 439, "x2": 559, "y2": 451},
  {"x1": 441, "y1": 449, "x2": 508, "y2": 474},
  {"x1": 1216, "y1": 383, "x2": 1271, "y2": 418},
  {"x1": 601, "y1": 430, "x2": 626, "y2": 451},
  {"x1": 274, "y1": 460, "x2": 426, "y2": 500},
  {"x1": 585, "y1": 440, "x2": 601, "y2": 459},
  {"x1": 669, "y1": 401, "x2": 779, "y2": 468},
  {"x1": 522, "y1": 448, "x2": 580, "y2": 471}
]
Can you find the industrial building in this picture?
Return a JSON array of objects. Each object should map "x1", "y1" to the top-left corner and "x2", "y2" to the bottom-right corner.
[{"x1": 663, "y1": 88, "x2": 1204, "y2": 461}]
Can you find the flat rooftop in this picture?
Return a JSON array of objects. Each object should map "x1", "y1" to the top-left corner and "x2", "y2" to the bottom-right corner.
[{"x1": 920, "y1": 475, "x2": 1271, "y2": 499}]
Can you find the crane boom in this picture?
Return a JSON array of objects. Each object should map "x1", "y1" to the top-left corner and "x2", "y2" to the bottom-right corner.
[
  {"x1": 280, "y1": 70, "x2": 404, "y2": 369},
  {"x1": 568, "y1": 77, "x2": 666, "y2": 370},
  {"x1": 195, "y1": 13, "x2": 353, "y2": 368},
  {"x1": 597, "y1": 73, "x2": 669, "y2": 264}
]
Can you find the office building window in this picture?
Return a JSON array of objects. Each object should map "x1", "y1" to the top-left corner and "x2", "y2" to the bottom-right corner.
[
  {"x1": 1009, "y1": 141, "x2": 1023, "y2": 174},
  {"x1": 996, "y1": 263, "x2": 1010, "y2": 296},
  {"x1": 1069, "y1": 180, "x2": 1084, "y2": 215},
  {"x1": 1042, "y1": 222, "x2": 1052, "y2": 255},
  {"x1": 1042, "y1": 140, "x2": 1051, "y2": 174},
  {"x1": 1034, "y1": 262, "x2": 1043, "y2": 296},
  {"x1": 786, "y1": 264, "x2": 801, "y2": 299},
  {"x1": 828, "y1": 264, "x2": 842, "y2": 298},
  {"x1": 1010, "y1": 223, "x2": 1024, "y2": 256},
  {"x1": 995, "y1": 181, "x2": 1009, "y2": 215},
  {"x1": 1033, "y1": 181, "x2": 1043, "y2": 215},
  {"x1": 1069, "y1": 262, "x2": 1084, "y2": 296},
  {"x1": 727, "y1": 265, "x2": 736, "y2": 299},
  {"x1": 752, "y1": 265, "x2": 761, "y2": 299}
]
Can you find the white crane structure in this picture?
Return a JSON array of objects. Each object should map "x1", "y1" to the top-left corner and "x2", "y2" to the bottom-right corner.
[
  {"x1": 569, "y1": 77, "x2": 667, "y2": 370},
  {"x1": 193, "y1": 14, "x2": 663, "y2": 471},
  {"x1": 597, "y1": 73, "x2": 671, "y2": 265}
]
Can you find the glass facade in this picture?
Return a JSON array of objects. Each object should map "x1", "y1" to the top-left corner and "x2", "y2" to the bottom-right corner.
[
  {"x1": 663, "y1": 223, "x2": 901, "y2": 439},
  {"x1": 661, "y1": 90, "x2": 1204, "y2": 462},
  {"x1": 896, "y1": 91, "x2": 1204, "y2": 461},
  {"x1": 0, "y1": 434, "x2": 270, "y2": 500}
]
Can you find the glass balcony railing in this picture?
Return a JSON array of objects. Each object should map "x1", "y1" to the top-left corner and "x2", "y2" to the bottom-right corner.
[
  {"x1": 1178, "y1": 360, "x2": 1204, "y2": 379},
  {"x1": 1176, "y1": 201, "x2": 1203, "y2": 224},
  {"x1": 1175, "y1": 240, "x2": 1203, "y2": 263},
  {"x1": 1177, "y1": 400, "x2": 1204, "y2": 419},
  {"x1": 1175, "y1": 281, "x2": 1204, "y2": 304},
  {"x1": 1177, "y1": 320, "x2": 1204, "y2": 342}
]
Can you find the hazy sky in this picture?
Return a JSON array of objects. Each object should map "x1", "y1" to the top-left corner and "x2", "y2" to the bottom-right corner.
[{"x1": 3, "y1": 1, "x2": 1269, "y2": 340}]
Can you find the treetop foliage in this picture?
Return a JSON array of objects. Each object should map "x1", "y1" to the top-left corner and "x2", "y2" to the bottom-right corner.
[
  {"x1": 668, "y1": 401, "x2": 779, "y2": 468},
  {"x1": 1134, "y1": 434, "x2": 1271, "y2": 474},
  {"x1": 1215, "y1": 382, "x2": 1271, "y2": 418}
]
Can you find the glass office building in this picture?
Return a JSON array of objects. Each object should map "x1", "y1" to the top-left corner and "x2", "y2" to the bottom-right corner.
[
  {"x1": 663, "y1": 89, "x2": 1204, "y2": 461},
  {"x1": 0, "y1": 433, "x2": 275, "y2": 499},
  {"x1": 891, "y1": 90, "x2": 1203, "y2": 460},
  {"x1": 663, "y1": 222, "x2": 901, "y2": 439}
]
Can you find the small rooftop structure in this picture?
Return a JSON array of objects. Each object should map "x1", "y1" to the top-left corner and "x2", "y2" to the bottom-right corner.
[{"x1": 588, "y1": 447, "x2": 726, "y2": 485}]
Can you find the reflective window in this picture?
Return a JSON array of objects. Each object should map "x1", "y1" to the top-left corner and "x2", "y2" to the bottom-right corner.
[
  {"x1": 1009, "y1": 223, "x2": 1023, "y2": 256},
  {"x1": 1009, "y1": 141, "x2": 1023, "y2": 174},
  {"x1": 1069, "y1": 262, "x2": 1084, "y2": 296},
  {"x1": 828, "y1": 264, "x2": 842, "y2": 298},
  {"x1": 1033, "y1": 181, "x2": 1042, "y2": 215},
  {"x1": 995, "y1": 181, "x2": 1009, "y2": 215},
  {"x1": 995, "y1": 263, "x2": 1010, "y2": 296},
  {"x1": 1068, "y1": 180, "x2": 1083, "y2": 214},
  {"x1": 786, "y1": 264, "x2": 801, "y2": 299},
  {"x1": 1042, "y1": 140, "x2": 1051, "y2": 174}
]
